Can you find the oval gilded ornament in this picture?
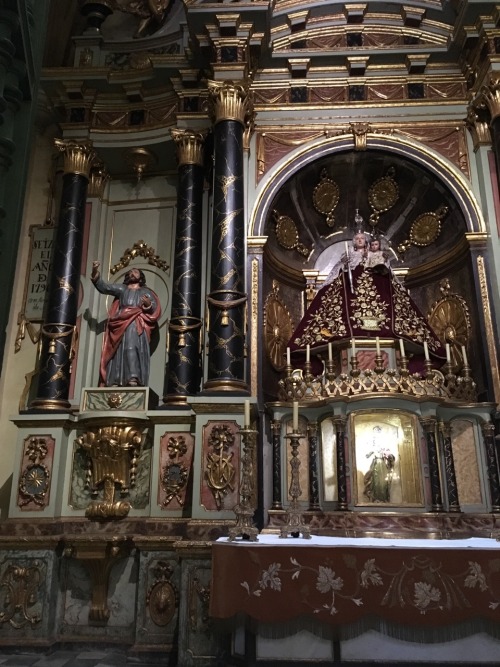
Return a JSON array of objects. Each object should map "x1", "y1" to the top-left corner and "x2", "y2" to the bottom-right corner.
[
  {"x1": 312, "y1": 169, "x2": 340, "y2": 227},
  {"x1": 368, "y1": 174, "x2": 399, "y2": 213},
  {"x1": 148, "y1": 580, "x2": 177, "y2": 626},
  {"x1": 409, "y1": 206, "x2": 448, "y2": 246}
]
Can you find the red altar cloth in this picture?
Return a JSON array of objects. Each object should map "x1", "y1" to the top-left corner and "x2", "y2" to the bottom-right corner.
[{"x1": 210, "y1": 536, "x2": 500, "y2": 630}]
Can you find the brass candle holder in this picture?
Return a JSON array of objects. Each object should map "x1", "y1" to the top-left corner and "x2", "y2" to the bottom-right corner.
[
  {"x1": 280, "y1": 428, "x2": 311, "y2": 539},
  {"x1": 228, "y1": 426, "x2": 259, "y2": 542}
]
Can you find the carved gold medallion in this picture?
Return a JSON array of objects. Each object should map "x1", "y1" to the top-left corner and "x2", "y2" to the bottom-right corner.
[
  {"x1": 272, "y1": 210, "x2": 309, "y2": 257},
  {"x1": 409, "y1": 206, "x2": 449, "y2": 246},
  {"x1": 368, "y1": 167, "x2": 399, "y2": 226},
  {"x1": 312, "y1": 169, "x2": 340, "y2": 227}
]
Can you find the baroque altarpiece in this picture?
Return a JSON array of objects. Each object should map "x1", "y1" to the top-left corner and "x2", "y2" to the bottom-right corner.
[{"x1": 0, "y1": 0, "x2": 500, "y2": 664}]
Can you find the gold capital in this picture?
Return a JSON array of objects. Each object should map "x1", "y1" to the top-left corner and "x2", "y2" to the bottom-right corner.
[
  {"x1": 479, "y1": 75, "x2": 500, "y2": 122},
  {"x1": 54, "y1": 139, "x2": 97, "y2": 178},
  {"x1": 170, "y1": 129, "x2": 207, "y2": 167},
  {"x1": 88, "y1": 162, "x2": 111, "y2": 199},
  {"x1": 466, "y1": 106, "x2": 491, "y2": 150},
  {"x1": 481, "y1": 421, "x2": 495, "y2": 437},
  {"x1": 207, "y1": 80, "x2": 254, "y2": 127},
  {"x1": 419, "y1": 417, "x2": 436, "y2": 433}
]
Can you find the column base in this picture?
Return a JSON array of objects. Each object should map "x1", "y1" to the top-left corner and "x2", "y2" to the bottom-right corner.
[
  {"x1": 203, "y1": 378, "x2": 248, "y2": 392},
  {"x1": 30, "y1": 398, "x2": 71, "y2": 411}
]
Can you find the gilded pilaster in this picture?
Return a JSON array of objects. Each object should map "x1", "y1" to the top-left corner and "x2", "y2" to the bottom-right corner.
[
  {"x1": 419, "y1": 418, "x2": 443, "y2": 512},
  {"x1": 32, "y1": 139, "x2": 96, "y2": 410},
  {"x1": 165, "y1": 130, "x2": 206, "y2": 404},
  {"x1": 205, "y1": 81, "x2": 253, "y2": 391}
]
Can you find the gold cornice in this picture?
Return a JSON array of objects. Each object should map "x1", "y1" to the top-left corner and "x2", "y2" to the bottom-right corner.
[
  {"x1": 54, "y1": 139, "x2": 97, "y2": 178},
  {"x1": 465, "y1": 232, "x2": 488, "y2": 248},
  {"x1": 207, "y1": 79, "x2": 254, "y2": 126},
  {"x1": 170, "y1": 129, "x2": 207, "y2": 166},
  {"x1": 247, "y1": 235, "x2": 268, "y2": 248}
]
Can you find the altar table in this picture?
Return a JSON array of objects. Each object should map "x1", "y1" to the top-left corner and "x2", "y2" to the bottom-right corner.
[{"x1": 210, "y1": 535, "x2": 500, "y2": 633}]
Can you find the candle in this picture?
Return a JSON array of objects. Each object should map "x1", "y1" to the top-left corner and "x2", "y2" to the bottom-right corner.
[
  {"x1": 244, "y1": 400, "x2": 250, "y2": 428},
  {"x1": 328, "y1": 342, "x2": 333, "y2": 362},
  {"x1": 286, "y1": 347, "x2": 291, "y2": 365},
  {"x1": 446, "y1": 343, "x2": 451, "y2": 363},
  {"x1": 351, "y1": 338, "x2": 356, "y2": 356},
  {"x1": 376, "y1": 337, "x2": 381, "y2": 355},
  {"x1": 461, "y1": 345, "x2": 468, "y2": 366},
  {"x1": 306, "y1": 344, "x2": 310, "y2": 363},
  {"x1": 399, "y1": 338, "x2": 405, "y2": 358},
  {"x1": 423, "y1": 341, "x2": 429, "y2": 361},
  {"x1": 292, "y1": 401, "x2": 299, "y2": 431},
  {"x1": 345, "y1": 241, "x2": 349, "y2": 259}
]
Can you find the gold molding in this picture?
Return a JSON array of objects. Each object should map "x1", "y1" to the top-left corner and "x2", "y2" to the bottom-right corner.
[
  {"x1": 251, "y1": 258, "x2": 259, "y2": 396},
  {"x1": 54, "y1": 139, "x2": 97, "y2": 178},
  {"x1": 476, "y1": 255, "x2": 500, "y2": 403},
  {"x1": 171, "y1": 129, "x2": 207, "y2": 167}
]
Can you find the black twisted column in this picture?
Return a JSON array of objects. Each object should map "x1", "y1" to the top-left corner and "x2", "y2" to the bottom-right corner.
[
  {"x1": 307, "y1": 421, "x2": 320, "y2": 510},
  {"x1": 271, "y1": 419, "x2": 283, "y2": 510},
  {"x1": 31, "y1": 140, "x2": 96, "y2": 410},
  {"x1": 481, "y1": 421, "x2": 500, "y2": 512},
  {"x1": 438, "y1": 421, "x2": 461, "y2": 513},
  {"x1": 333, "y1": 417, "x2": 348, "y2": 510},
  {"x1": 420, "y1": 418, "x2": 443, "y2": 512},
  {"x1": 204, "y1": 81, "x2": 253, "y2": 392},
  {"x1": 165, "y1": 130, "x2": 206, "y2": 405}
]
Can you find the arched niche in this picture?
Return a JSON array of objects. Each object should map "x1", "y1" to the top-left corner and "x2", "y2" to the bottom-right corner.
[{"x1": 253, "y1": 132, "x2": 488, "y2": 400}]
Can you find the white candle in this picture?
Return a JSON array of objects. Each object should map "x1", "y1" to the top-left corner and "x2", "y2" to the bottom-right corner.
[
  {"x1": 306, "y1": 344, "x2": 310, "y2": 363},
  {"x1": 351, "y1": 338, "x2": 356, "y2": 356},
  {"x1": 423, "y1": 341, "x2": 429, "y2": 361},
  {"x1": 292, "y1": 401, "x2": 299, "y2": 431},
  {"x1": 399, "y1": 338, "x2": 405, "y2": 358},
  {"x1": 345, "y1": 241, "x2": 349, "y2": 258},
  {"x1": 446, "y1": 343, "x2": 451, "y2": 363},
  {"x1": 244, "y1": 400, "x2": 250, "y2": 428},
  {"x1": 461, "y1": 345, "x2": 468, "y2": 365},
  {"x1": 286, "y1": 347, "x2": 291, "y2": 365},
  {"x1": 328, "y1": 342, "x2": 333, "y2": 362},
  {"x1": 376, "y1": 337, "x2": 381, "y2": 355}
]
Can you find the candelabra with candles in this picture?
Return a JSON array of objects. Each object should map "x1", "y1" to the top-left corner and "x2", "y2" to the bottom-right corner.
[
  {"x1": 278, "y1": 338, "x2": 476, "y2": 402},
  {"x1": 228, "y1": 400, "x2": 259, "y2": 542},
  {"x1": 280, "y1": 401, "x2": 311, "y2": 539}
]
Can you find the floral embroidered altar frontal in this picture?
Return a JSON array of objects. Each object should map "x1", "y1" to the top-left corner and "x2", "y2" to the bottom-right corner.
[{"x1": 210, "y1": 536, "x2": 500, "y2": 634}]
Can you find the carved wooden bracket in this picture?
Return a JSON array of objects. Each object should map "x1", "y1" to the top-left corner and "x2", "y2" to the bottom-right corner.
[{"x1": 63, "y1": 539, "x2": 132, "y2": 624}]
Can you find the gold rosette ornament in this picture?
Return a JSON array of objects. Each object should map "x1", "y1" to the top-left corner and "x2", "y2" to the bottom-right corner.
[{"x1": 264, "y1": 287, "x2": 293, "y2": 370}]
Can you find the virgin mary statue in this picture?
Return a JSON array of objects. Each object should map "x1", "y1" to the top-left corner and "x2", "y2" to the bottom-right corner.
[{"x1": 288, "y1": 226, "x2": 445, "y2": 372}]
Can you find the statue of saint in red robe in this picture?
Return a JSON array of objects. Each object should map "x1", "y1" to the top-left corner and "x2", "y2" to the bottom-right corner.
[{"x1": 91, "y1": 262, "x2": 161, "y2": 387}]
